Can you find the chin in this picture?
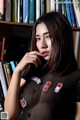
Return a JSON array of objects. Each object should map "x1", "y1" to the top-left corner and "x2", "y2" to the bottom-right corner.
[{"x1": 44, "y1": 56, "x2": 50, "y2": 61}]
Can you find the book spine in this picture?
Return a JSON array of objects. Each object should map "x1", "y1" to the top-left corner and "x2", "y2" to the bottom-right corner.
[
  {"x1": 46, "y1": 0, "x2": 50, "y2": 13},
  {"x1": 36, "y1": 0, "x2": 40, "y2": 20},
  {"x1": 0, "y1": 62, "x2": 7, "y2": 97},
  {"x1": 74, "y1": 31, "x2": 80, "y2": 60},
  {"x1": 72, "y1": 0, "x2": 80, "y2": 27},
  {"x1": 11, "y1": 0, "x2": 18, "y2": 22},
  {"x1": 69, "y1": 0, "x2": 77, "y2": 27},
  {"x1": 1, "y1": 37, "x2": 5, "y2": 61},
  {"x1": 0, "y1": 80, "x2": 4, "y2": 112},
  {"x1": 29, "y1": 0, "x2": 35, "y2": 23},
  {"x1": 5, "y1": 0, "x2": 11, "y2": 21},
  {"x1": 9, "y1": 61, "x2": 16, "y2": 72},
  {"x1": 50, "y1": 0, "x2": 55, "y2": 11},
  {"x1": 65, "y1": 0, "x2": 72, "y2": 26},
  {"x1": 40, "y1": 0, "x2": 46, "y2": 16},
  {"x1": 17, "y1": 0, "x2": 20, "y2": 22},
  {"x1": 20, "y1": 0, "x2": 23, "y2": 22},
  {"x1": 23, "y1": 0, "x2": 29, "y2": 23}
]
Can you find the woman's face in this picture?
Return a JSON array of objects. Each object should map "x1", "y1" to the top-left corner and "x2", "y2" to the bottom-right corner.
[{"x1": 36, "y1": 23, "x2": 52, "y2": 61}]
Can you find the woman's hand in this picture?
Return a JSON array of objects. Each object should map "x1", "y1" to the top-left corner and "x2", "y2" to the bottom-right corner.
[{"x1": 14, "y1": 51, "x2": 42, "y2": 73}]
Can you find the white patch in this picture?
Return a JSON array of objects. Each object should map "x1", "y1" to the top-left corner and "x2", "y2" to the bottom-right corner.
[
  {"x1": 54, "y1": 83, "x2": 63, "y2": 93},
  {"x1": 31, "y1": 77, "x2": 41, "y2": 84}
]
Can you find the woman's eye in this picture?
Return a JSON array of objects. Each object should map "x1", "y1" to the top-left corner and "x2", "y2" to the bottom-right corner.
[
  {"x1": 46, "y1": 35, "x2": 51, "y2": 39},
  {"x1": 36, "y1": 38, "x2": 40, "y2": 41}
]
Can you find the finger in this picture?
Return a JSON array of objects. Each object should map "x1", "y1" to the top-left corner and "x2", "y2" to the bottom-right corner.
[
  {"x1": 29, "y1": 51, "x2": 42, "y2": 56},
  {"x1": 25, "y1": 54, "x2": 41, "y2": 65}
]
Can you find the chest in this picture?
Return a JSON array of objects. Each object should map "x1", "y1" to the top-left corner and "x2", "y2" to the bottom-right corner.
[{"x1": 20, "y1": 75, "x2": 73, "y2": 109}]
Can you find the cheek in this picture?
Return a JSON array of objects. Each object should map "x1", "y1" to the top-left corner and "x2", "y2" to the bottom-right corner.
[
  {"x1": 36, "y1": 42, "x2": 41, "y2": 51},
  {"x1": 47, "y1": 40, "x2": 52, "y2": 49}
]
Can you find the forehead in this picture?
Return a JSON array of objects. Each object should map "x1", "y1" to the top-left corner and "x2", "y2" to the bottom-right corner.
[{"x1": 36, "y1": 23, "x2": 49, "y2": 35}]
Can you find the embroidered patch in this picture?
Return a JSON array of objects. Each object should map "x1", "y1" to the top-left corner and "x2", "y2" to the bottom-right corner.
[
  {"x1": 31, "y1": 76, "x2": 41, "y2": 84},
  {"x1": 43, "y1": 81, "x2": 51, "y2": 91},
  {"x1": 54, "y1": 83, "x2": 63, "y2": 93},
  {"x1": 20, "y1": 98, "x2": 27, "y2": 108}
]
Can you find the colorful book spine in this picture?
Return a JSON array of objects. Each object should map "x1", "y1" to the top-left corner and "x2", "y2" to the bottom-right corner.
[
  {"x1": 9, "y1": 61, "x2": 16, "y2": 72},
  {"x1": 23, "y1": 0, "x2": 29, "y2": 23},
  {"x1": 65, "y1": 0, "x2": 72, "y2": 26},
  {"x1": 69, "y1": 0, "x2": 77, "y2": 27},
  {"x1": 29, "y1": 0, "x2": 35, "y2": 23},
  {"x1": 0, "y1": 62, "x2": 7, "y2": 97},
  {"x1": 1, "y1": 37, "x2": 5, "y2": 61}
]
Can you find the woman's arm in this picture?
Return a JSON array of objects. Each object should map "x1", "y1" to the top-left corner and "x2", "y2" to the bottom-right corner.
[
  {"x1": 75, "y1": 102, "x2": 80, "y2": 120},
  {"x1": 4, "y1": 70, "x2": 24, "y2": 120},
  {"x1": 4, "y1": 51, "x2": 41, "y2": 120}
]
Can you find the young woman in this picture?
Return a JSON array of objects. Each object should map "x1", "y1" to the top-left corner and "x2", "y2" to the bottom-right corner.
[{"x1": 4, "y1": 12, "x2": 80, "y2": 120}]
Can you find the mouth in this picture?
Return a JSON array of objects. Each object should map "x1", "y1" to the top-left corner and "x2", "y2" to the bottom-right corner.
[{"x1": 42, "y1": 52, "x2": 49, "y2": 57}]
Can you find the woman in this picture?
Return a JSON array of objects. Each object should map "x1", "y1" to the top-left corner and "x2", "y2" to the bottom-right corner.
[{"x1": 4, "y1": 12, "x2": 80, "y2": 120}]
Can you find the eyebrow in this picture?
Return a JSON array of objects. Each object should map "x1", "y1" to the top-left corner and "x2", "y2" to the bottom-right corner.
[{"x1": 36, "y1": 32, "x2": 49, "y2": 37}]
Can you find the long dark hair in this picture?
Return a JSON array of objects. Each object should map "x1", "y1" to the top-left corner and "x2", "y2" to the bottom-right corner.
[{"x1": 29, "y1": 11, "x2": 78, "y2": 76}]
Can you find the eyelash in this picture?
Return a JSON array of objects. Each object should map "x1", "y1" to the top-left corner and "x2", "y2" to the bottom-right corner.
[
  {"x1": 36, "y1": 38, "x2": 40, "y2": 41},
  {"x1": 36, "y1": 35, "x2": 51, "y2": 41}
]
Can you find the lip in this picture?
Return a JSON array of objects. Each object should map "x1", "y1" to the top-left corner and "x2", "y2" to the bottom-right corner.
[{"x1": 41, "y1": 52, "x2": 49, "y2": 57}]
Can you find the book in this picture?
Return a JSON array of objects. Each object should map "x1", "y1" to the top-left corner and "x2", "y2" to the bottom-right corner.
[
  {"x1": 36, "y1": 0, "x2": 40, "y2": 20},
  {"x1": 23, "y1": 0, "x2": 29, "y2": 23},
  {"x1": 0, "y1": 0, "x2": 4, "y2": 20},
  {"x1": 1, "y1": 37, "x2": 6, "y2": 61},
  {"x1": 3, "y1": 62, "x2": 11, "y2": 87},
  {"x1": 11, "y1": 0, "x2": 18, "y2": 22},
  {"x1": 69, "y1": 0, "x2": 77, "y2": 27},
  {"x1": 50, "y1": 0, "x2": 55, "y2": 11},
  {"x1": 5, "y1": 0, "x2": 11, "y2": 21},
  {"x1": 46, "y1": 0, "x2": 50, "y2": 13},
  {"x1": 18, "y1": 0, "x2": 23, "y2": 23},
  {"x1": 9, "y1": 61, "x2": 16, "y2": 73},
  {"x1": 0, "y1": 80, "x2": 4, "y2": 112},
  {"x1": 0, "y1": 61, "x2": 7, "y2": 97},
  {"x1": 29, "y1": 0, "x2": 35, "y2": 23},
  {"x1": 61, "y1": 2, "x2": 66, "y2": 16},
  {"x1": 56, "y1": 0, "x2": 62, "y2": 12},
  {"x1": 65, "y1": 0, "x2": 72, "y2": 26},
  {"x1": 73, "y1": 0, "x2": 80, "y2": 27},
  {"x1": 40, "y1": 0, "x2": 46, "y2": 16}
]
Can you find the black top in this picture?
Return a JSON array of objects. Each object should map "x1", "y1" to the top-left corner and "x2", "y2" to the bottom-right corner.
[{"x1": 19, "y1": 70, "x2": 80, "y2": 120}]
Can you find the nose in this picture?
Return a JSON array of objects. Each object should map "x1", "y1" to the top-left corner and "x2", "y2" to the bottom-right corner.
[{"x1": 41, "y1": 37, "x2": 48, "y2": 49}]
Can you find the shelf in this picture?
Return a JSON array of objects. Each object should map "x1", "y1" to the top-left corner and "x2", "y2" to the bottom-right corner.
[
  {"x1": 0, "y1": 21, "x2": 33, "y2": 27},
  {"x1": 0, "y1": 21, "x2": 80, "y2": 31},
  {"x1": 72, "y1": 27, "x2": 80, "y2": 31}
]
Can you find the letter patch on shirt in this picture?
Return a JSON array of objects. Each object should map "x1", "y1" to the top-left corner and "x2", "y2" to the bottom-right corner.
[
  {"x1": 20, "y1": 98, "x2": 27, "y2": 108},
  {"x1": 43, "y1": 81, "x2": 51, "y2": 92},
  {"x1": 54, "y1": 83, "x2": 63, "y2": 93}
]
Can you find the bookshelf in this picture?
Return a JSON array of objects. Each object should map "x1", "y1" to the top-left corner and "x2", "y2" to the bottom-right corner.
[
  {"x1": 0, "y1": 0, "x2": 80, "y2": 63},
  {"x1": 0, "y1": 21, "x2": 32, "y2": 61}
]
